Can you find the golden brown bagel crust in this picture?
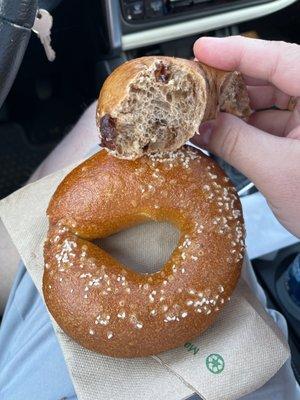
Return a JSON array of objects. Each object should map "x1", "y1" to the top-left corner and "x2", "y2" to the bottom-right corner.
[{"x1": 43, "y1": 147, "x2": 245, "y2": 358}]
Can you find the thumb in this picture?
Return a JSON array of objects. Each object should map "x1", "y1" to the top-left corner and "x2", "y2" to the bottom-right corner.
[{"x1": 193, "y1": 113, "x2": 296, "y2": 198}]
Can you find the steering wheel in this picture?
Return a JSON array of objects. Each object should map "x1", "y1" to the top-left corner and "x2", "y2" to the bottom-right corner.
[
  {"x1": 0, "y1": 0, "x2": 62, "y2": 109},
  {"x1": 0, "y1": 0, "x2": 38, "y2": 108}
]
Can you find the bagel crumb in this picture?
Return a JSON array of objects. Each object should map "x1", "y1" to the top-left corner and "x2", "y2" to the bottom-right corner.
[{"x1": 89, "y1": 329, "x2": 94, "y2": 335}]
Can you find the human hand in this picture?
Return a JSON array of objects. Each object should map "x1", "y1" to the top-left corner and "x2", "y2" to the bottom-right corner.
[{"x1": 193, "y1": 36, "x2": 300, "y2": 238}]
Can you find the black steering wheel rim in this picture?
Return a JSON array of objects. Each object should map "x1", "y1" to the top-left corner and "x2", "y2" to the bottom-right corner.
[{"x1": 0, "y1": 0, "x2": 38, "y2": 109}]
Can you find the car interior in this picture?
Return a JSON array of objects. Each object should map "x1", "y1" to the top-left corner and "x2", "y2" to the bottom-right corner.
[{"x1": 0, "y1": 0, "x2": 300, "y2": 388}]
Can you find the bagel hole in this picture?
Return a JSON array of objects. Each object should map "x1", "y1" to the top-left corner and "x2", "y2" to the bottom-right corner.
[{"x1": 94, "y1": 221, "x2": 180, "y2": 274}]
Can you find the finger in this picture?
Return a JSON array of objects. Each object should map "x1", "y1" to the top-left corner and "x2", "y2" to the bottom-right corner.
[
  {"x1": 285, "y1": 98, "x2": 300, "y2": 134},
  {"x1": 243, "y1": 75, "x2": 269, "y2": 86},
  {"x1": 248, "y1": 110, "x2": 291, "y2": 136},
  {"x1": 193, "y1": 36, "x2": 300, "y2": 96},
  {"x1": 288, "y1": 125, "x2": 300, "y2": 140},
  {"x1": 248, "y1": 86, "x2": 292, "y2": 110},
  {"x1": 193, "y1": 113, "x2": 298, "y2": 197}
]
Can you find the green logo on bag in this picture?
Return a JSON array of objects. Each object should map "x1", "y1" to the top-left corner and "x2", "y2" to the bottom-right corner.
[{"x1": 206, "y1": 354, "x2": 225, "y2": 374}]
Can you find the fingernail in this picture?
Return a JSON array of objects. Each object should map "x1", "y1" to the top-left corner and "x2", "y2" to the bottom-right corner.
[
  {"x1": 194, "y1": 36, "x2": 223, "y2": 48},
  {"x1": 198, "y1": 121, "x2": 214, "y2": 146}
]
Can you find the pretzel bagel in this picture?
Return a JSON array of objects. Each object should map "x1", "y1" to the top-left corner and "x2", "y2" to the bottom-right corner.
[{"x1": 43, "y1": 146, "x2": 244, "y2": 357}]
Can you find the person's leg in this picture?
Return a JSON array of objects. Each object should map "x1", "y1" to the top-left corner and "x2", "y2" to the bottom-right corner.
[
  {"x1": 0, "y1": 102, "x2": 97, "y2": 312},
  {"x1": 0, "y1": 224, "x2": 19, "y2": 314},
  {"x1": 0, "y1": 101, "x2": 97, "y2": 399},
  {"x1": 0, "y1": 263, "x2": 77, "y2": 400},
  {"x1": 27, "y1": 101, "x2": 98, "y2": 182}
]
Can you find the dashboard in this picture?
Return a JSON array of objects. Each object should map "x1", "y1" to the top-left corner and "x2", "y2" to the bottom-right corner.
[{"x1": 110, "y1": 0, "x2": 299, "y2": 49}]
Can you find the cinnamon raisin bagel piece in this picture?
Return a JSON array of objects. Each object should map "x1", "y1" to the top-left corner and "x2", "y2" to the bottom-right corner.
[{"x1": 97, "y1": 56, "x2": 251, "y2": 159}]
